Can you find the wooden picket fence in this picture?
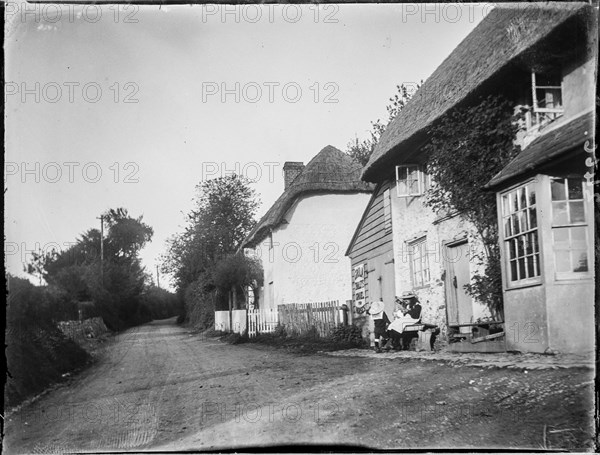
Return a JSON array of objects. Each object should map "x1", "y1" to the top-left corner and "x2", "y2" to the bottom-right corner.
[
  {"x1": 278, "y1": 300, "x2": 343, "y2": 338},
  {"x1": 247, "y1": 309, "x2": 279, "y2": 338}
]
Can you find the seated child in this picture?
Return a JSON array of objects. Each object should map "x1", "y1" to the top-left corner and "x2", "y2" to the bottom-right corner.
[
  {"x1": 367, "y1": 299, "x2": 390, "y2": 353},
  {"x1": 387, "y1": 291, "x2": 422, "y2": 350}
]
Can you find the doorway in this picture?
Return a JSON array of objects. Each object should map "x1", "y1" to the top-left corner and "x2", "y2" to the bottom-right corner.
[
  {"x1": 444, "y1": 240, "x2": 473, "y2": 333},
  {"x1": 367, "y1": 253, "x2": 396, "y2": 316}
]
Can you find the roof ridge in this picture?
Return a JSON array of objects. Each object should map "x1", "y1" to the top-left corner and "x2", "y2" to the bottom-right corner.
[
  {"x1": 241, "y1": 145, "x2": 374, "y2": 248},
  {"x1": 362, "y1": 2, "x2": 592, "y2": 181}
]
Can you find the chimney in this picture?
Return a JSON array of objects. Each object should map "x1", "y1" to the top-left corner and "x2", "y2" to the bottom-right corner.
[{"x1": 283, "y1": 162, "x2": 304, "y2": 190}]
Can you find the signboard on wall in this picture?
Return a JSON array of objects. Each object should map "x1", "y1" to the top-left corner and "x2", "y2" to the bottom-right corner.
[{"x1": 353, "y1": 264, "x2": 366, "y2": 311}]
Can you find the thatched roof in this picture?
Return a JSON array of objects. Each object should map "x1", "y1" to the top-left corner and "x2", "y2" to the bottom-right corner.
[
  {"x1": 486, "y1": 110, "x2": 595, "y2": 189},
  {"x1": 362, "y1": 2, "x2": 593, "y2": 182},
  {"x1": 242, "y1": 145, "x2": 374, "y2": 249}
]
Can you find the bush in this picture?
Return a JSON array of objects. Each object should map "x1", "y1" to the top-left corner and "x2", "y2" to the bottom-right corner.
[
  {"x1": 5, "y1": 275, "x2": 90, "y2": 407},
  {"x1": 330, "y1": 324, "x2": 365, "y2": 346},
  {"x1": 298, "y1": 326, "x2": 320, "y2": 341},
  {"x1": 273, "y1": 324, "x2": 286, "y2": 338},
  {"x1": 140, "y1": 286, "x2": 182, "y2": 320},
  {"x1": 183, "y1": 280, "x2": 215, "y2": 329},
  {"x1": 202, "y1": 327, "x2": 227, "y2": 338},
  {"x1": 222, "y1": 332, "x2": 248, "y2": 345}
]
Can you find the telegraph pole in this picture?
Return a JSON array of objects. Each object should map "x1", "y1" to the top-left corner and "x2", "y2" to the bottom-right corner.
[
  {"x1": 97, "y1": 215, "x2": 104, "y2": 282},
  {"x1": 156, "y1": 265, "x2": 160, "y2": 289}
]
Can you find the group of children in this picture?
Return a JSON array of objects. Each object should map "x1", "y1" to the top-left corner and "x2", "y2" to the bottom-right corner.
[{"x1": 367, "y1": 291, "x2": 423, "y2": 353}]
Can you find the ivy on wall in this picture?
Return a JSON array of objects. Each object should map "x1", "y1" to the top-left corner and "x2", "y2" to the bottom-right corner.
[{"x1": 424, "y1": 95, "x2": 523, "y2": 318}]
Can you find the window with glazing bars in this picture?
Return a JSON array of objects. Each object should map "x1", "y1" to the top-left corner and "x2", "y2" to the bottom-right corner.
[
  {"x1": 550, "y1": 177, "x2": 589, "y2": 275},
  {"x1": 409, "y1": 237, "x2": 430, "y2": 288},
  {"x1": 501, "y1": 183, "x2": 540, "y2": 282}
]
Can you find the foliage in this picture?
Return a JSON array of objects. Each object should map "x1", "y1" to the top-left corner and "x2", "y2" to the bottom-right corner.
[
  {"x1": 273, "y1": 324, "x2": 287, "y2": 338},
  {"x1": 26, "y1": 208, "x2": 163, "y2": 330},
  {"x1": 222, "y1": 332, "x2": 249, "y2": 345},
  {"x1": 329, "y1": 324, "x2": 365, "y2": 346},
  {"x1": 182, "y1": 278, "x2": 218, "y2": 328},
  {"x1": 140, "y1": 285, "x2": 182, "y2": 320},
  {"x1": 162, "y1": 175, "x2": 260, "y2": 327},
  {"x1": 346, "y1": 83, "x2": 421, "y2": 166},
  {"x1": 212, "y1": 253, "x2": 263, "y2": 309},
  {"x1": 424, "y1": 95, "x2": 523, "y2": 317},
  {"x1": 103, "y1": 208, "x2": 154, "y2": 260},
  {"x1": 5, "y1": 275, "x2": 90, "y2": 407}
]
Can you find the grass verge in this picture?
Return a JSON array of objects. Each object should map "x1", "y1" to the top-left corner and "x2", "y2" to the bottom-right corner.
[{"x1": 217, "y1": 325, "x2": 369, "y2": 353}]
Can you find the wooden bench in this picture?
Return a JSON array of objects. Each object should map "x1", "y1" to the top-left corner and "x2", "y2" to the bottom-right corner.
[{"x1": 402, "y1": 322, "x2": 440, "y2": 351}]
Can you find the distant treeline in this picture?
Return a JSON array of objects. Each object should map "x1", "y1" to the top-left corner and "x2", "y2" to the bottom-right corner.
[{"x1": 6, "y1": 208, "x2": 182, "y2": 406}]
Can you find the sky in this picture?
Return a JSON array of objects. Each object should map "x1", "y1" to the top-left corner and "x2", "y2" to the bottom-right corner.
[{"x1": 5, "y1": 3, "x2": 490, "y2": 290}]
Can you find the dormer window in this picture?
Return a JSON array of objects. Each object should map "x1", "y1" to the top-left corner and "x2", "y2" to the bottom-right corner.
[{"x1": 528, "y1": 71, "x2": 563, "y2": 130}]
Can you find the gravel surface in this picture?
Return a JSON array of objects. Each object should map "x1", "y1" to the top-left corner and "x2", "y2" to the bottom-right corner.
[{"x1": 4, "y1": 318, "x2": 596, "y2": 452}]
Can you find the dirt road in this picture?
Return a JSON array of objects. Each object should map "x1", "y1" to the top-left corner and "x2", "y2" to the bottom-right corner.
[{"x1": 4, "y1": 318, "x2": 595, "y2": 452}]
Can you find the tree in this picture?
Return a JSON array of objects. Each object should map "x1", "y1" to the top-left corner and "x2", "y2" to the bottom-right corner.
[
  {"x1": 103, "y1": 208, "x2": 153, "y2": 260},
  {"x1": 26, "y1": 208, "x2": 155, "y2": 329},
  {"x1": 162, "y1": 174, "x2": 260, "y2": 327},
  {"x1": 213, "y1": 253, "x2": 264, "y2": 308},
  {"x1": 424, "y1": 95, "x2": 523, "y2": 318},
  {"x1": 346, "y1": 83, "x2": 421, "y2": 166}
]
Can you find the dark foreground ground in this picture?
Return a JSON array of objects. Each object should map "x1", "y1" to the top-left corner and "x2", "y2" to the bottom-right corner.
[{"x1": 4, "y1": 318, "x2": 596, "y2": 452}]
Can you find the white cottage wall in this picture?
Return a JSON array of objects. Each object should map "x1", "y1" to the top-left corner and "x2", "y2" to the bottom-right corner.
[{"x1": 255, "y1": 193, "x2": 371, "y2": 310}]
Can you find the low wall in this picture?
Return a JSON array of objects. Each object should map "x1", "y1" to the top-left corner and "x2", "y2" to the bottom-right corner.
[{"x1": 57, "y1": 317, "x2": 109, "y2": 343}]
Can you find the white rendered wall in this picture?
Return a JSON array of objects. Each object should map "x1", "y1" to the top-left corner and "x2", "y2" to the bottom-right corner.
[{"x1": 255, "y1": 193, "x2": 371, "y2": 310}]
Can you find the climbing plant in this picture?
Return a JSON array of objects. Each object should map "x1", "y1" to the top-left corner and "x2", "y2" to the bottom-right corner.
[{"x1": 424, "y1": 94, "x2": 523, "y2": 318}]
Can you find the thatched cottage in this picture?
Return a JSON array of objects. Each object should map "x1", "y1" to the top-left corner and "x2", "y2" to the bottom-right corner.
[
  {"x1": 241, "y1": 145, "x2": 374, "y2": 310},
  {"x1": 484, "y1": 5, "x2": 596, "y2": 354},
  {"x1": 350, "y1": 3, "x2": 596, "y2": 353}
]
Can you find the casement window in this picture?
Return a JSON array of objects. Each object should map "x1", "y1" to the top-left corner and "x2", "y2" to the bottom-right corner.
[
  {"x1": 383, "y1": 188, "x2": 392, "y2": 233},
  {"x1": 501, "y1": 182, "x2": 540, "y2": 284},
  {"x1": 396, "y1": 165, "x2": 429, "y2": 197},
  {"x1": 408, "y1": 237, "x2": 430, "y2": 288},
  {"x1": 526, "y1": 71, "x2": 563, "y2": 130},
  {"x1": 550, "y1": 177, "x2": 590, "y2": 277}
]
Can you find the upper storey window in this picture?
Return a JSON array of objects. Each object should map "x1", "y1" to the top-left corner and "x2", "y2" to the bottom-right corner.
[
  {"x1": 526, "y1": 71, "x2": 564, "y2": 131},
  {"x1": 396, "y1": 165, "x2": 429, "y2": 197}
]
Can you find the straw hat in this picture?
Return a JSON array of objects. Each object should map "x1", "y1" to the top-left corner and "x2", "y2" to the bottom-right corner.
[
  {"x1": 369, "y1": 300, "x2": 385, "y2": 315},
  {"x1": 400, "y1": 291, "x2": 417, "y2": 300}
]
